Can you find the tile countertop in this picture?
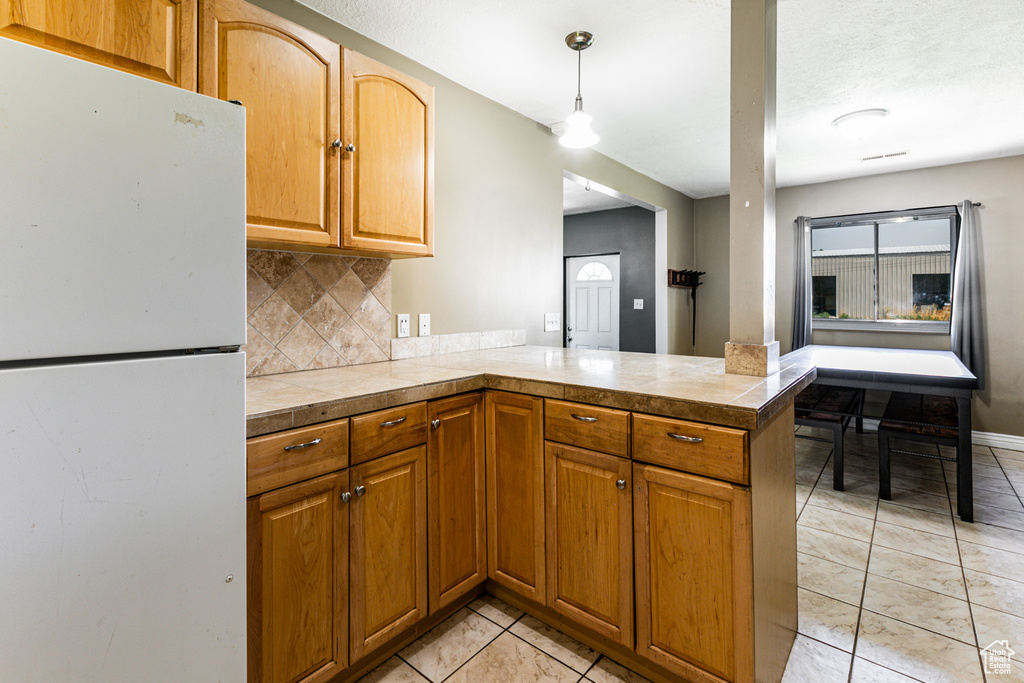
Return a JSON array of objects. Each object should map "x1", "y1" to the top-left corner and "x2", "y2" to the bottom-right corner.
[{"x1": 246, "y1": 345, "x2": 817, "y2": 438}]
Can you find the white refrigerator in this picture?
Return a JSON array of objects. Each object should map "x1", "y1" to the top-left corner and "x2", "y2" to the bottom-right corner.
[{"x1": 0, "y1": 40, "x2": 247, "y2": 681}]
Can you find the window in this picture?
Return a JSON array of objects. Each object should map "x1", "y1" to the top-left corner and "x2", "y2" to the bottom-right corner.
[
  {"x1": 576, "y1": 261, "x2": 614, "y2": 281},
  {"x1": 812, "y1": 276, "x2": 837, "y2": 317},
  {"x1": 808, "y1": 206, "x2": 957, "y2": 332}
]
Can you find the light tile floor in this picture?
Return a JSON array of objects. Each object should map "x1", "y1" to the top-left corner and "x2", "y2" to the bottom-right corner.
[{"x1": 356, "y1": 430, "x2": 1024, "y2": 683}]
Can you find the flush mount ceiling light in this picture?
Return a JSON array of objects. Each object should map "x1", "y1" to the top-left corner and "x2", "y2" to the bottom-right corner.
[
  {"x1": 831, "y1": 108, "x2": 889, "y2": 140},
  {"x1": 555, "y1": 30, "x2": 599, "y2": 149}
]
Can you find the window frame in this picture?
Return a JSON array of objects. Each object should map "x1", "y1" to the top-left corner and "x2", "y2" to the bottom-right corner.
[{"x1": 808, "y1": 206, "x2": 958, "y2": 334}]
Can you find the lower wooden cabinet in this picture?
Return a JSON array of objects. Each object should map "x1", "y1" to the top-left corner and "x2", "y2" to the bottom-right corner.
[
  {"x1": 545, "y1": 442, "x2": 633, "y2": 646},
  {"x1": 349, "y1": 446, "x2": 428, "y2": 662},
  {"x1": 485, "y1": 391, "x2": 545, "y2": 602},
  {"x1": 428, "y1": 393, "x2": 486, "y2": 613},
  {"x1": 247, "y1": 471, "x2": 349, "y2": 683},
  {"x1": 633, "y1": 463, "x2": 753, "y2": 683}
]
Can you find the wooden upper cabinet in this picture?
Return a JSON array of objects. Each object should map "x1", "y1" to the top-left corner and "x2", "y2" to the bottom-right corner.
[
  {"x1": 199, "y1": 0, "x2": 340, "y2": 248},
  {"x1": 634, "y1": 463, "x2": 754, "y2": 683},
  {"x1": 349, "y1": 446, "x2": 428, "y2": 662},
  {"x1": 342, "y1": 49, "x2": 433, "y2": 257},
  {"x1": 248, "y1": 470, "x2": 349, "y2": 683},
  {"x1": 545, "y1": 442, "x2": 633, "y2": 646},
  {"x1": 0, "y1": 0, "x2": 197, "y2": 88},
  {"x1": 427, "y1": 393, "x2": 486, "y2": 613},
  {"x1": 485, "y1": 391, "x2": 545, "y2": 602}
]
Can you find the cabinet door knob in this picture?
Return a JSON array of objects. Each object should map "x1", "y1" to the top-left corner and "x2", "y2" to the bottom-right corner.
[
  {"x1": 332, "y1": 139, "x2": 342, "y2": 148},
  {"x1": 616, "y1": 479, "x2": 626, "y2": 490},
  {"x1": 341, "y1": 491, "x2": 352, "y2": 503},
  {"x1": 431, "y1": 419, "x2": 440, "y2": 429},
  {"x1": 355, "y1": 485, "x2": 366, "y2": 497},
  {"x1": 345, "y1": 143, "x2": 356, "y2": 152}
]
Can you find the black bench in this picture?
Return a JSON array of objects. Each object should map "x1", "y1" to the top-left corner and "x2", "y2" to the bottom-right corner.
[
  {"x1": 878, "y1": 391, "x2": 969, "y2": 520},
  {"x1": 794, "y1": 384, "x2": 864, "y2": 491}
]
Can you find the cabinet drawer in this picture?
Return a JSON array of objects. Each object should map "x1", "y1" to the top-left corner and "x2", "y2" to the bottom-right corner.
[
  {"x1": 545, "y1": 400, "x2": 630, "y2": 457},
  {"x1": 246, "y1": 419, "x2": 349, "y2": 496},
  {"x1": 632, "y1": 414, "x2": 748, "y2": 485},
  {"x1": 351, "y1": 402, "x2": 428, "y2": 464}
]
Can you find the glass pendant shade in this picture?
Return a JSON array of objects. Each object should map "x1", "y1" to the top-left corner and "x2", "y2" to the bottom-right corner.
[{"x1": 559, "y1": 97, "x2": 599, "y2": 149}]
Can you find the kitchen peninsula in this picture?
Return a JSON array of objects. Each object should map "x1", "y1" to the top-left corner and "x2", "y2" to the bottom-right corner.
[{"x1": 245, "y1": 345, "x2": 815, "y2": 683}]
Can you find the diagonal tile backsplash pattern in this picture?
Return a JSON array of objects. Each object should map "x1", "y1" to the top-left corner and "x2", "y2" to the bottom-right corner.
[{"x1": 244, "y1": 249, "x2": 392, "y2": 377}]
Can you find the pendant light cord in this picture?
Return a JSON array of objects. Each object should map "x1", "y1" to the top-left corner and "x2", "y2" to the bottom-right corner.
[{"x1": 577, "y1": 47, "x2": 582, "y2": 98}]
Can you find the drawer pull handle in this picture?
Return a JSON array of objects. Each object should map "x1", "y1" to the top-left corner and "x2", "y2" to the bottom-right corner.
[
  {"x1": 616, "y1": 479, "x2": 626, "y2": 490},
  {"x1": 571, "y1": 414, "x2": 598, "y2": 423},
  {"x1": 380, "y1": 416, "x2": 407, "y2": 428},
  {"x1": 284, "y1": 438, "x2": 322, "y2": 451},
  {"x1": 667, "y1": 432, "x2": 703, "y2": 444}
]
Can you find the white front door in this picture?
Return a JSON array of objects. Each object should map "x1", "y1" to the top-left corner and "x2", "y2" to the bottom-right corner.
[{"x1": 566, "y1": 255, "x2": 620, "y2": 351}]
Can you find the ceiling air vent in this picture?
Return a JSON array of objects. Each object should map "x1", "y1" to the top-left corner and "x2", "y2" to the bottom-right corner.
[{"x1": 861, "y1": 150, "x2": 909, "y2": 162}]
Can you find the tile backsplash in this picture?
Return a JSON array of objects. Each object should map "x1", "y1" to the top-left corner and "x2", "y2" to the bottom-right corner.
[{"x1": 244, "y1": 249, "x2": 392, "y2": 377}]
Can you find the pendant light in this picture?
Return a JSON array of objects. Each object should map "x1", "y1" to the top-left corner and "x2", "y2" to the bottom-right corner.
[{"x1": 559, "y1": 31, "x2": 599, "y2": 149}]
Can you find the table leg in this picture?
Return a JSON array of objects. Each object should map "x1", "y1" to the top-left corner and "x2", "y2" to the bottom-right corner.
[{"x1": 957, "y1": 395, "x2": 973, "y2": 523}]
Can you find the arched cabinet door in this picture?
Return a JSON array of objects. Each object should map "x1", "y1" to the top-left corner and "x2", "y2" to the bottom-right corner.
[
  {"x1": 200, "y1": 0, "x2": 340, "y2": 248},
  {"x1": 0, "y1": 0, "x2": 197, "y2": 89},
  {"x1": 342, "y1": 49, "x2": 434, "y2": 257}
]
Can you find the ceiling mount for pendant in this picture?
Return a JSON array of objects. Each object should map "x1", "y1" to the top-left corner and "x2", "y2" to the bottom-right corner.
[{"x1": 565, "y1": 31, "x2": 594, "y2": 51}]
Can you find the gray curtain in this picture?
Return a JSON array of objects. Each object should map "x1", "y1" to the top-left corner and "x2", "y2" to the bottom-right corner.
[
  {"x1": 951, "y1": 201, "x2": 985, "y2": 389},
  {"x1": 791, "y1": 216, "x2": 812, "y2": 350}
]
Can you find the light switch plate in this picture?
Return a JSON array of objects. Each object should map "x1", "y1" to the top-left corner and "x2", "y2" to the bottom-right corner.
[
  {"x1": 397, "y1": 314, "x2": 410, "y2": 338},
  {"x1": 419, "y1": 313, "x2": 431, "y2": 337},
  {"x1": 634, "y1": 299, "x2": 644, "y2": 310},
  {"x1": 544, "y1": 313, "x2": 560, "y2": 332}
]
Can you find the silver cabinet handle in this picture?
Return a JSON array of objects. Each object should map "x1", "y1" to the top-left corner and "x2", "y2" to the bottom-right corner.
[
  {"x1": 571, "y1": 414, "x2": 598, "y2": 423},
  {"x1": 345, "y1": 143, "x2": 355, "y2": 152},
  {"x1": 431, "y1": 419, "x2": 440, "y2": 429},
  {"x1": 228, "y1": 99, "x2": 243, "y2": 106},
  {"x1": 355, "y1": 485, "x2": 366, "y2": 497},
  {"x1": 284, "y1": 437, "x2": 321, "y2": 451},
  {"x1": 341, "y1": 491, "x2": 351, "y2": 503},
  {"x1": 616, "y1": 479, "x2": 626, "y2": 490},
  {"x1": 380, "y1": 416, "x2": 407, "y2": 428},
  {"x1": 332, "y1": 139, "x2": 342, "y2": 148},
  {"x1": 667, "y1": 432, "x2": 703, "y2": 443}
]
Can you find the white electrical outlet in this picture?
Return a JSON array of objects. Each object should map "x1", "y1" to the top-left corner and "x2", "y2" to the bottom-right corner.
[
  {"x1": 634, "y1": 299, "x2": 644, "y2": 310},
  {"x1": 397, "y1": 314, "x2": 410, "y2": 338},
  {"x1": 419, "y1": 313, "x2": 431, "y2": 337},
  {"x1": 544, "y1": 313, "x2": 560, "y2": 332}
]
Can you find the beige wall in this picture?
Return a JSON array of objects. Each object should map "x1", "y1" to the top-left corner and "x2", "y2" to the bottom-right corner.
[
  {"x1": 695, "y1": 154, "x2": 1024, "y2": 435},
  {"x1": 249, "y1": 0, "x2": 696, "y2": 354}
]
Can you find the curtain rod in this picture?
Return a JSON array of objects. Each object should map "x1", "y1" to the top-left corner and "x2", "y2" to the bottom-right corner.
[{"x1": 972, "y1": 202, "x2": 982, "y2": 207}]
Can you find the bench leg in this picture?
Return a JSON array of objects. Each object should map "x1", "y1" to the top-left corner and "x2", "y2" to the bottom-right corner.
[
  {"x1": 957, "y1": 396, "x2": 973, "y2": 523},
  {"x1": 879, "y1": 433, "x2": 892, "y2": 500},
  {"x1": 832, "y1": 423, "x2": 844, "y2": 492}
]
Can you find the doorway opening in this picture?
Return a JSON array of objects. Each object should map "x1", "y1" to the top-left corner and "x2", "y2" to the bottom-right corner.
[{"x1": 562, "y1": 171, "x2": 668, "y2": 353}]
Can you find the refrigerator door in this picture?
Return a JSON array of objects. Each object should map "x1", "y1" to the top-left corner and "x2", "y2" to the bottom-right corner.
[
  {"x1": 0, "y1": 40, "x2": 245, "y2": 362},
  {"x1": 0, "y1": 354, "x2": 246, "y2": 682}
]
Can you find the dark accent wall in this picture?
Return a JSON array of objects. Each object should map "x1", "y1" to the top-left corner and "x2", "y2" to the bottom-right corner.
[{"x1": 564, "y1": 206, "x2": 657, "y2": 353}]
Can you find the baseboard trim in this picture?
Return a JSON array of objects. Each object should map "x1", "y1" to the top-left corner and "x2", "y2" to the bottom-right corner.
[{"x1": 972, "y1": 430, "x2": 1024, "y2": 451}]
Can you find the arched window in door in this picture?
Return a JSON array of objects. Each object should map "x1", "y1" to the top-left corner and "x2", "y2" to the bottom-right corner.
[{"x1": 576, "y1": 261, "x2": 614, "y2": 281}]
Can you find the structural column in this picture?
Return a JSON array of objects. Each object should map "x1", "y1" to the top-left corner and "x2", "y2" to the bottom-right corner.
[{"x1": 726, "y1": 0, "x2": 779, "y2": 376}]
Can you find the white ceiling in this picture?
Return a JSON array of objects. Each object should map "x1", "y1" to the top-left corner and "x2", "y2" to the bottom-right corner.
[
  {"x1": 562, "y1": 177, "x2": 634, "y2": 215},
  {"x1": 301, "y1": 0, "x2": 1024, "y2": 199}
]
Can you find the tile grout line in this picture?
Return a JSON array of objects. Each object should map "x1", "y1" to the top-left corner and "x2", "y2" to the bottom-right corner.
[{"x1": 845, "y1": 435, "x2": 879, "y2": 683}]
